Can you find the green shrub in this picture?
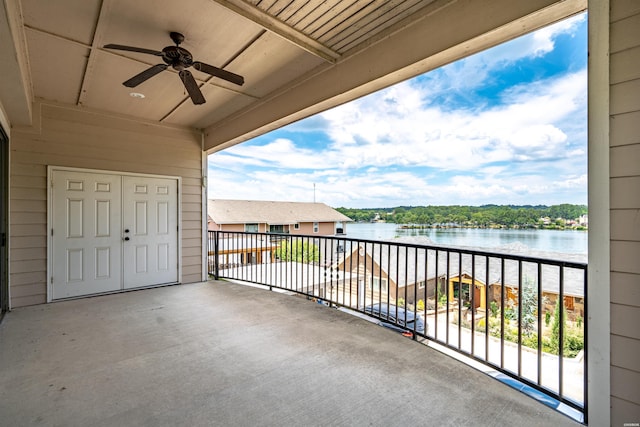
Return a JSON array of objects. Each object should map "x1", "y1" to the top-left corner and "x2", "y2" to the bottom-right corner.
[
  {"x1": 438, "y1": 293, "x2": 447, "y2": 308},
  {"x1": 547, "y1": 302, "x2": 584, "y2": 357},
  {"x1": 521, "y1": 333, "x2": 540, "y2": 349},
  {"x1": 545, "y1": 310, "x2": 551, "y2": 326},
  {"x1": 477, "y1": 318, "x2": 486, "y2": 329},
  {"x1": 489, "y1": 301, "x2": 499, "y2": 317}
]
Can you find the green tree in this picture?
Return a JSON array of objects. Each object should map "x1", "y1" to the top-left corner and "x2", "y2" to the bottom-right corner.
[
  {"x1": 276, "y1": 239, "x2": 319, "y2": 264},
  {"x1": 519, "y1": 277, "x2": 538, "y2": 335},
  {"x1": 550, "y1": 299, "x2": 565, "y2": 353}
]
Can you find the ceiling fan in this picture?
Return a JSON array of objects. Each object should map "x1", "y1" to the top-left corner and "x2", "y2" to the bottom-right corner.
[{"x1": 104, "y1": 31, "x2": 244, "y2": 105}]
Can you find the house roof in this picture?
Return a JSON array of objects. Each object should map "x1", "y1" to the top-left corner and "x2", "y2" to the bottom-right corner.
[
  {"x1": 207, "y1": 199, "x2": 352, "y2": 225},
  {"x1": 339, "y1": 237, "x2": 586, "y2": 296}
]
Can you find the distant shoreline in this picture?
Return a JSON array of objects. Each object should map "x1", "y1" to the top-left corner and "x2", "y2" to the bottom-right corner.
[{"x1": 395, "y1": 224, "x2": 588, "y2": 231}]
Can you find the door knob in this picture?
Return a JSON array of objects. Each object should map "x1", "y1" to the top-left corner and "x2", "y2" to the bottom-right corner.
[
  {"x1": 125, "y1": 229, "x2": 130, "y2": 233},
  {"x1": 124, "y1": 237, "x2": 130, "y2": 241}
]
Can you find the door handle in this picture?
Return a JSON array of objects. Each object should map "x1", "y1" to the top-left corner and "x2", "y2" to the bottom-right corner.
[
  {"x1": 124, "y1": 237, "x2": 130, "y2": 241},
  {"x1": 124, "y1": 229, "x2": 130, "y2": 233}
]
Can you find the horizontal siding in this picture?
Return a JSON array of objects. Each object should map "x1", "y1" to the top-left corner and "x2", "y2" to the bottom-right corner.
[
  {"x1": 611, "y1": 79, "x2": 640, "y2": 115},
  {"x1": 611, "y1": 396, "x2": 640, "y2": 427},
  {"x1": 611, "y1": 304, "x2": 640, "y2": 341},
  {"x1": 611, "y1": 334, "x2": 640, "y2": 373},
  {"x1": 610, "y1": 111, "x2": 640, "y2": 147},
  {"x1": 11, "y1": 294, "x2": 46, "y2": 307},
  {"x1": 609, "y1": 4, "x2": 640, "y2": 420},
  {"x1": 611, "y1": 272, "x2": 640, "y2": 307},
  {"x1": 610, "y1": 45, "x2": 640, "y2": 84},
  {"x1": 611, "y1": 0, "x2": 640, "y2": 22},
  {"x1": 9, "y1": 271, "x2": 46, "y2": 286},
  {"x1": 9, "y1": 102, "x2": 204, "y2": 307},
  {"x1": 610, "y1": 366, "x2": 640, "y2": 408},
  {"x1": 610, "y1": 144, "x2": 640, "y2": 176},
  {"x1": 610, "y1": 210, "x2": 640, "y2": 241},
  {"x1": 610, "y1": 12, "x2": 640, "y2": 54},
  {"x1": 611, "y1": 176, "x2": 640, "y2": 208}
]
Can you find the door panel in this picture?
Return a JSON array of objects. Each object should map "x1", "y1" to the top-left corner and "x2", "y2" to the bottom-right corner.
[
  {"x1": 52, "y1": 171, "x2": 122, "y2": 299},
  {"x1": 123, "y1": 176, "x2": 178, "y2": 289}
]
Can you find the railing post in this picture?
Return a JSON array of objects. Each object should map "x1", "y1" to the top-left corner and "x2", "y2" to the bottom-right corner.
[{"x1": 214, "y1": 230, "x2": 219, "y2": 280}]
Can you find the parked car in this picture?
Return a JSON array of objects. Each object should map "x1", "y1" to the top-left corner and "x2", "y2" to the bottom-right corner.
[{"x1": 364, "y1": 303, "x2": 426, "y2": 335}]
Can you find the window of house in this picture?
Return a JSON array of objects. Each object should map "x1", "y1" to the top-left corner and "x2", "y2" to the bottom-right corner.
[
  {"x1": 294, "y1": 223, "x2": 300, "y2": 230},
  {"x1": 372, "y1": 277, "x2": 388, "y2": 293},
  {"x1": 335, "y1": 221, "x2": 344, "y2": 234},
  {"x1": 245, "y1": 223, "x2": 259, "y2": 232},
  {"x1": 313, "y1": 222, "x2": 319, "y2": 233},
  {"x1": 269, "y1": 224, "x2": 285, "y2": 233},
  {"x1": 564, "y1": 296, "x2": 575, "y2": 311},
  {"x1": 418, "y1": 281, "x2": 425, "y2": 289},
  {"x1": 453, "y1": 281, "x2": 471, "y2": 302}
]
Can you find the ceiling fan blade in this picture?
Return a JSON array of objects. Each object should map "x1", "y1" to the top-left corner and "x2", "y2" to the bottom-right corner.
[
  {"x1": 193, "y1": 61, "x2": 244, "y2": 86},
  {"x1": 123, "y1": 64, "x2": 168, "y2": 87},
  {"x1": 179, "y1": 70, "x2": 206, "y2": 105},
  {"x1": 104, "y1": 44, "x2": 164, "y2": 56}
]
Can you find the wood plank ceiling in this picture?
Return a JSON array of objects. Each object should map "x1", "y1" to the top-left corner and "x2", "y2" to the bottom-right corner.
[{"x1": 19, "y1": 0, "x2": 442, "y2": 130}]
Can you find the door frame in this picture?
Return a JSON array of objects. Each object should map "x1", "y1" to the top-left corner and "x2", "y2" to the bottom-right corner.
[
  {"x1": 47, "y1": 166, "x2": 182, "y2": 302},
  {"x1": 0, "y1": 125, "x2": 8, "y2": 318}
]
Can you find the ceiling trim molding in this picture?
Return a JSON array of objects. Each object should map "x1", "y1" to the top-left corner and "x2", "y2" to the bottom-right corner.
[
  {"x1": 210, "y1": 0, "x2": 341, "y2": 63},
  {"x1": 78, "y1": 0, "x2": 112, "y2": 106},
  {"x1": 0, "y1": 0, "x2": 33, "y2": 125}
]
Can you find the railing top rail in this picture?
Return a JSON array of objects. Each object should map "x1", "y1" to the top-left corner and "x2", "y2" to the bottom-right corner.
[{"x1": 209, "y1": 230, "x2": 587, "y2": 270}]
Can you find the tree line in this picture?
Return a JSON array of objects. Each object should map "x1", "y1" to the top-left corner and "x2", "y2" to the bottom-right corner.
[{"x1": 335, "y1": 204, "x2": 587, "y2": 228}]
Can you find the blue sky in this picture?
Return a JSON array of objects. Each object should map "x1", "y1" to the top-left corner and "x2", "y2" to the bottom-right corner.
[{"x1": 208, "y1": 13, "x2": 587, "y2": 209}]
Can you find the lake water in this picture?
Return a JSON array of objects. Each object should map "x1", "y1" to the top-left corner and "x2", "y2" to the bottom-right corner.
[{"x1": 345, "y1": 223, "x2": 587, "y2": 255}]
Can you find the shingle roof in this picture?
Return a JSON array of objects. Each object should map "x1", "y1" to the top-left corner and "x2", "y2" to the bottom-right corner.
[
  {"x1": 208, "y1": 199, "x2": 352, "y2": 225},
  {"x1": 342, "y1": 237, "x2": 586, "y2": 296}
]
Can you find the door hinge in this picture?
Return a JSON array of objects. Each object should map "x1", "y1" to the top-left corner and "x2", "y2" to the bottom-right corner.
[
  {"x1": 1, "y1": 233, "x2": 5, "y2": 247},
  {"x1": 51, "y1": 228, "x2": 54, "y2": 236},
  {"x1": 50, "y1": 276, "x2": 53, "y2": 284}
]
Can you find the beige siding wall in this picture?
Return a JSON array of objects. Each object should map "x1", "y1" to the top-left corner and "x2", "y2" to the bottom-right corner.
[
  {"x1": 219, "y1": 224, "x2": 245, "y2": 232},
  {"x1": 295, "y1": 222, "x2": 335, "y2": 235},
  {"x1": 609, "y1": 1, "x2": 640, "y2": 422},
  {"x1": 9, "y1": 102, "x2": 204, "y2": 307}
]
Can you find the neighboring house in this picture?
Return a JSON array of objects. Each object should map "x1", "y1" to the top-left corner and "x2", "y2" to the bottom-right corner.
[
  {"x1": 335, "y1": 239, "x2": 585, "y2": 318},
  {"x1": 334, "y1": 239, "x2": 442, "y2": 307},
  {"x1": 208, "y1": 199, "x2": 351, "y2": 269},
  {"x1": 448, "y1": 264, "x2": 585, "y2": 319},
  {"x1": 207, "y1": 199, "x2": 351, "y2": 236}
]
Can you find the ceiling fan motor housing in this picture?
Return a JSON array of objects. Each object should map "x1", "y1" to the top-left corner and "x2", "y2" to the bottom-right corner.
[{"x1": 162, "y1": 46, "x2": 193, "y2": 71}]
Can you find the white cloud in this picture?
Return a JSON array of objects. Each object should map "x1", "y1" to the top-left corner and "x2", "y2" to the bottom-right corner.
[
  {"x1": 425, "y1": 13, "x2": 586, "y2": 92},
  {"x1": 208, "y1": 15, "x2": 587, "y2": 208},
  {"x1": 317, "y1": 69, "x2": 586, "y2": 171},
  {"x1": 209, "y1": 68, "x2": 587, "y2": 207}
]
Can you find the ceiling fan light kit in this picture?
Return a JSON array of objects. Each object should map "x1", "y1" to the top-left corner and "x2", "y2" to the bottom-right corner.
[{"x1": 104, "y1": 32, "x2": 244, "y2": 105}]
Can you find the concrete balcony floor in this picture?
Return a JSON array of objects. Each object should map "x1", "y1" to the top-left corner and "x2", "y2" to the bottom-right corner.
[{"x1": 0, "y1": 281, "x2": 581, "y2": 426}]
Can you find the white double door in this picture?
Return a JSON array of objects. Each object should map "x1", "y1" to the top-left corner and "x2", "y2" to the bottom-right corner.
[{"x1": 51, "y1": 169, "x2": 179, "y2": 300}]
